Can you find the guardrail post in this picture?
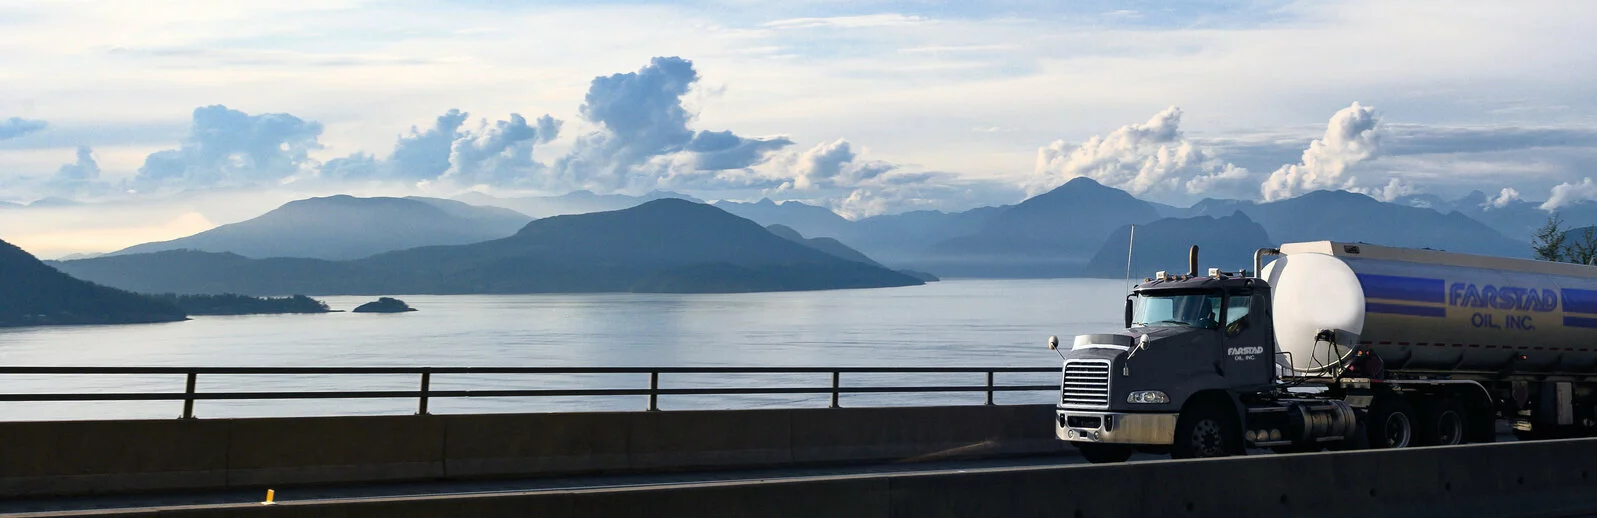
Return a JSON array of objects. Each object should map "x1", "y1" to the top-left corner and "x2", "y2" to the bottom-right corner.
[
  {"x1": 417, "y1": 371, "x2": 431, "y2": 415},
  {"x1": 181, "y1": 372, "x2": 197, "y2": 419},
  {"x1": 985, "y1": 371, "x2": 995, "y2": 406},
  {"x1": 648, "y1": 371, "x2": 660, "y2": 411},
  {"x1": 830, "y1": 371, "x2": 841, "y2": 408}
]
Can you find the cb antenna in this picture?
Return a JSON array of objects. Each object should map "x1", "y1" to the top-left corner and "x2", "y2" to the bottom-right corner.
[{"x1": 1123, "y1": 224, "x2": 1136, "y2": 294}]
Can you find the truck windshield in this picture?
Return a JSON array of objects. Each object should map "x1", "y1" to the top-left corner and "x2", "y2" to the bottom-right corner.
[{"x1": 1132, "y1": 292, "x2": 1222, "y2": 329}]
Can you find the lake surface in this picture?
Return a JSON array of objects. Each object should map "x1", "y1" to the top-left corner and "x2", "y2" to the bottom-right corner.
[{"x1": 0, "y1": 279, "x2": 1127, "y2": 420}]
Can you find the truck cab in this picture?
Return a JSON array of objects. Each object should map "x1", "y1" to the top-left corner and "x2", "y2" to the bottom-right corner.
[{"x1": 1055, "y1": 269, "x2": 1277, "y2": 462}]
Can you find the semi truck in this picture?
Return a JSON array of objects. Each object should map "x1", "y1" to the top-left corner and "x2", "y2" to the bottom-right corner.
[{"x1": 1051, "y1": 241, "x2": 1597, "y2": 463}]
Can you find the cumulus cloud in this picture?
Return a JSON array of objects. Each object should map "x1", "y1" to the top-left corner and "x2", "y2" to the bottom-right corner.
[
  {"x1": 388, "y1": 109, "x2": 469, "y2": 181},
  {"x1": 44, "y1": 146, "x2": 110, "y2": 197},
  {"x1": 1543, "y1": 178, "x2": 1597, "y2": 211},
  {"x1": 1484, "y1": 187, "x2": 1521, "y2": 209},
  {"x1": 318, "y1": 109, "x2": 561, "y2": 188},
  {"x1": 1260, "y1": 102, "x2": 1382, "y2": 201},
  {"x1": 685, "y1": 130, "x2": 793, "y2": 171},
  {"x1": 132, "y1": 105, "x2": 323, "y2": 192},
  {"x1": 552, "y1": 56, "x2": 792, "y2": 192},
  {"x1": 0, "y1": 117, "x2": 48, "y2": 140},
  {"x1": 319, "y1": 152, "x2": 379, "y2": 181},
  {"x1": 751, "y1": 138, "x2": 981, "y2": 218},
  {"x1": 1350, "y1": 177, "x2": 1417, "y2": 202},
  {"x1": 776, "y1": 139, "x2": 896, "y2": 191},
  {"x1": 1032, "y1": 106, "x2": 1250, "y2": 201},
  {"x1": 442, "y1": 113, "x2": 561, "y2": 186}
]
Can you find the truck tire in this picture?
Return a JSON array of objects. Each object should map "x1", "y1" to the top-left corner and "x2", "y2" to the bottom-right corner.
[
  {"x1": 1075, "y1": 443, "x2": 1134, "y2": 464},
  {"x1": 1171, "y1": 401, "x2": 1242, "y2": 459},
  {"x1": 1416, "y1": 398, "x2": 1467, "y2": 446},
  {"x1": 1366, "y1": 395, "x2": 1417, "y2": 449}
]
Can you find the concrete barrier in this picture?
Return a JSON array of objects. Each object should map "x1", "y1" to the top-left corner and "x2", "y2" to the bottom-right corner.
[
  {"x1": 112, "y1": 437, "x2": 1597, "y2": 518},
  {"x1": 0, "y1": 419, "x2": 229, "y2": 498},
  {"x1": 0, "y1": 404, "x2": 1065, "y2": 499}
]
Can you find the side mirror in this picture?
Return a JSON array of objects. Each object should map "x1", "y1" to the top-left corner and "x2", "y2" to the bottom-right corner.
[
  {"x1": 1048, "y1": 335, "x2": 1059, "y2": 351},
  {"x1": 1123, "y1": 298, "x2": 1134, "y2": 328}
]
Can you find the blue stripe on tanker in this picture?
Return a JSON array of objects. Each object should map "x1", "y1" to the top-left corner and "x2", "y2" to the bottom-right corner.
[
  {"x1": 1357, "y1": 274, "x2": 1446, "y2": 304},
  {"x1": 1366, "y1": 302, "x2": 1446, "y2": 318},
  {"x1": 1562, "y1": 288, "x2": 1597, "y2": 315},
  {"x1": 1565, "y1": 316, "x2": 1597, "y2": 329}
]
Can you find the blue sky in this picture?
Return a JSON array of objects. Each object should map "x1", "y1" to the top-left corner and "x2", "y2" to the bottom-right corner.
[{"x1": 2, "y1": 0, "x2": 1596, "y2": 254}]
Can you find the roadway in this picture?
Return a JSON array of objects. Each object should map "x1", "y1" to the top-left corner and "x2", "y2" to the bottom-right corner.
[
  {"x1": 2, "y1": 452, "x2": 1097, "y2": 516},
  {"x1": 4, "y1": 430, "x2": 1523, "y2": 517}
]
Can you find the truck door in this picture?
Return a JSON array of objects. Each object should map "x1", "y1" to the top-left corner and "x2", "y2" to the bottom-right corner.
[{"x1": 1221, "y1": 290, "x2": 1273, "y2": 389}]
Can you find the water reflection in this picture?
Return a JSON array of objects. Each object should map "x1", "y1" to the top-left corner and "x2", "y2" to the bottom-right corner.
[{"x1": 0, "y1": 279, "x2": 1124, "y2": 420}]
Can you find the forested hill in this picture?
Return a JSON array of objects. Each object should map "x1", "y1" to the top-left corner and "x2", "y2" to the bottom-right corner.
[{"x1": 0, "y1": 238, "x2": 187, "y2": 327}]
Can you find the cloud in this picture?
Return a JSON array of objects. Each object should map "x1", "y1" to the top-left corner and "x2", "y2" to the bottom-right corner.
[
  {"x1": 132, "y1": 105, "x2": 324, "y2": 192},
  {"x1": 54, "y1": 146, "x2": 100, "y2": 182},
  {"x1": 1543, "y1": 178, "x2": 1597, "y2": 211},
  {"x1": 825, "y1": 173, "x2": 1023, "y2": 219},
  {"x1": 750, "y1": 138, "x2": 999, "y2": 218},
  {"x1": 319, "y1": 152, "x2": 379, "y2": 181},
  {"x1": 552, "y1": 56, "x2": 791, "y2": 192},
  {"x1": 1032, "y1": 106, "x2": 1250, "y2": 201},
  {"x1": 319, "y1": 109, "x2": 561, "y2": 188},
  {"x1": 0, "y1": 117, "x2": 48, "y2": 140},
  {"x1": 387, "y1": 109, "x2": 469, "y2": 181},
  {"x1": 1485, "y1": 187, "x2": 1520, "y2": 210},
  {"x1": 1350, "y1": 177, "x2": 1416, "y2": 202},
  {"x1": 1260, "y1": 102, "x2": 1382, "y2": 201},
  {"x1": 761, "y1": 14, "x2": 924, "y2": 29},
  {"x1": 44, "y1": 146, "x2": 110, "y2": 198},
  {"x1": 442, "y1": 113, "x2": 561, "y2": 186},
  {"x1": 684, "y1": 130, "x2": 793, "y2": 172},
  {"x1": 777, "y1": 139, "x2": 895, "y2": 191},
  {"x1": 1383, "y1": 126, "x2": 1597, "y2": 156}
]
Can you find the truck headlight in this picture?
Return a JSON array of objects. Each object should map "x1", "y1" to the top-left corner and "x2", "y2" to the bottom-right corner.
[{"x1": 1126, "y1": 390, "x2": 1169, "y2": 404}]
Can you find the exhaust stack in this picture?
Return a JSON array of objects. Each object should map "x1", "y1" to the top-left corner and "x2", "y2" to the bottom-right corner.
[
  {"x1": 1253, "y1": 248, "x2": 1281, "y2": 278},
  {"x1": 1188, "y1": 245, "x2": 1200, "y2": 277}
]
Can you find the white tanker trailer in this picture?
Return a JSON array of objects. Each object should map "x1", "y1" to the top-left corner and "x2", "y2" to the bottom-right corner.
[{"x1": 1051, "y1": 241, "x2": 1597, "y2": 463}]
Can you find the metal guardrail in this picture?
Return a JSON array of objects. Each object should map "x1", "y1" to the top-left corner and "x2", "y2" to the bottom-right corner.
[{"x1": 0, "y1": 366, "x2": 1061, "y2": 419}]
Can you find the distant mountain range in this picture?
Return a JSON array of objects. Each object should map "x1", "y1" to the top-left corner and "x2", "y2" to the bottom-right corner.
[
  {"x1": 53, "y1": 200, "x2": 924, "y2": 295},
  {"x1": 704, "y1": 180, "x2": 1566, "y2": 278},
  {"x1": 1083, "y1": 212, "x2": 1274, "y2": 278},
  {"x1": 112, "y1": 195, "x2": 531, "y2": 260},
  {"x1": 765, "y1": 224, "x2": 938, "y2": 282},
  {"x1": 42, "y1": 175, "x2": 1597, "y2": 285},
  {"x1": 0, "y1": 238, "x2": 186, "y2": 327},
  {"x1": 918, "y1": 178, "x2": 1162, "y2": 277},
  {"x1": 1181, "y1": 190, "x2": 1526, "y2": 258},
  {"x1": 455, "y1": 190, "x2": 700, "y2": 219}
]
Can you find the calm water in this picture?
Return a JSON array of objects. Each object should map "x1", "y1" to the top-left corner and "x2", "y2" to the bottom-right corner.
[{"x1": 0, "y1": 279, "x2": 1126, "y2": 420}]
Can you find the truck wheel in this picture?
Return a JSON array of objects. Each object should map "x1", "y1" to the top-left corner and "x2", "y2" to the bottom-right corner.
[
  {"x1": 1171, "y1": 402, "x2": 1242, "y2": 459},
  {"x1": 1074, "y1": 443, "x2": 1134, "y2": 463},
  {"x1": 1366, "y1": 396, "x2": 1417, "y2": 449},
  {"x1": 1416, "y1": 398, "x2": 1467, "y2": 446}
]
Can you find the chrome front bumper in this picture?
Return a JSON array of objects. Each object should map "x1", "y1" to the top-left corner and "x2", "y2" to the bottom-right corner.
[{"x1": 1055, "y1": 409, "x2": 1178, "y2": 445}]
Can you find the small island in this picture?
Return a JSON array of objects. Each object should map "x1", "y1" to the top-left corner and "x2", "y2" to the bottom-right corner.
[{"x1": 352, "y1": 297, "x2": 416, "y2": 313}]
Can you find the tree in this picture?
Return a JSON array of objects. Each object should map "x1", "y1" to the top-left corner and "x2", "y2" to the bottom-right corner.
[
  {"x1": 1533, "y1": 214, "x2": 1569, "y2": 262},
  {"x1": 1569, "y1": 227, "x2": 1597, "y2": 266}
]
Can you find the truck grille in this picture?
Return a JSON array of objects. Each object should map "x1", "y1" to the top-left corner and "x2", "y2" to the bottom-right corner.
[{"x1": 1061, "y1": 360, "x2": 1111, "y2": 407}]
